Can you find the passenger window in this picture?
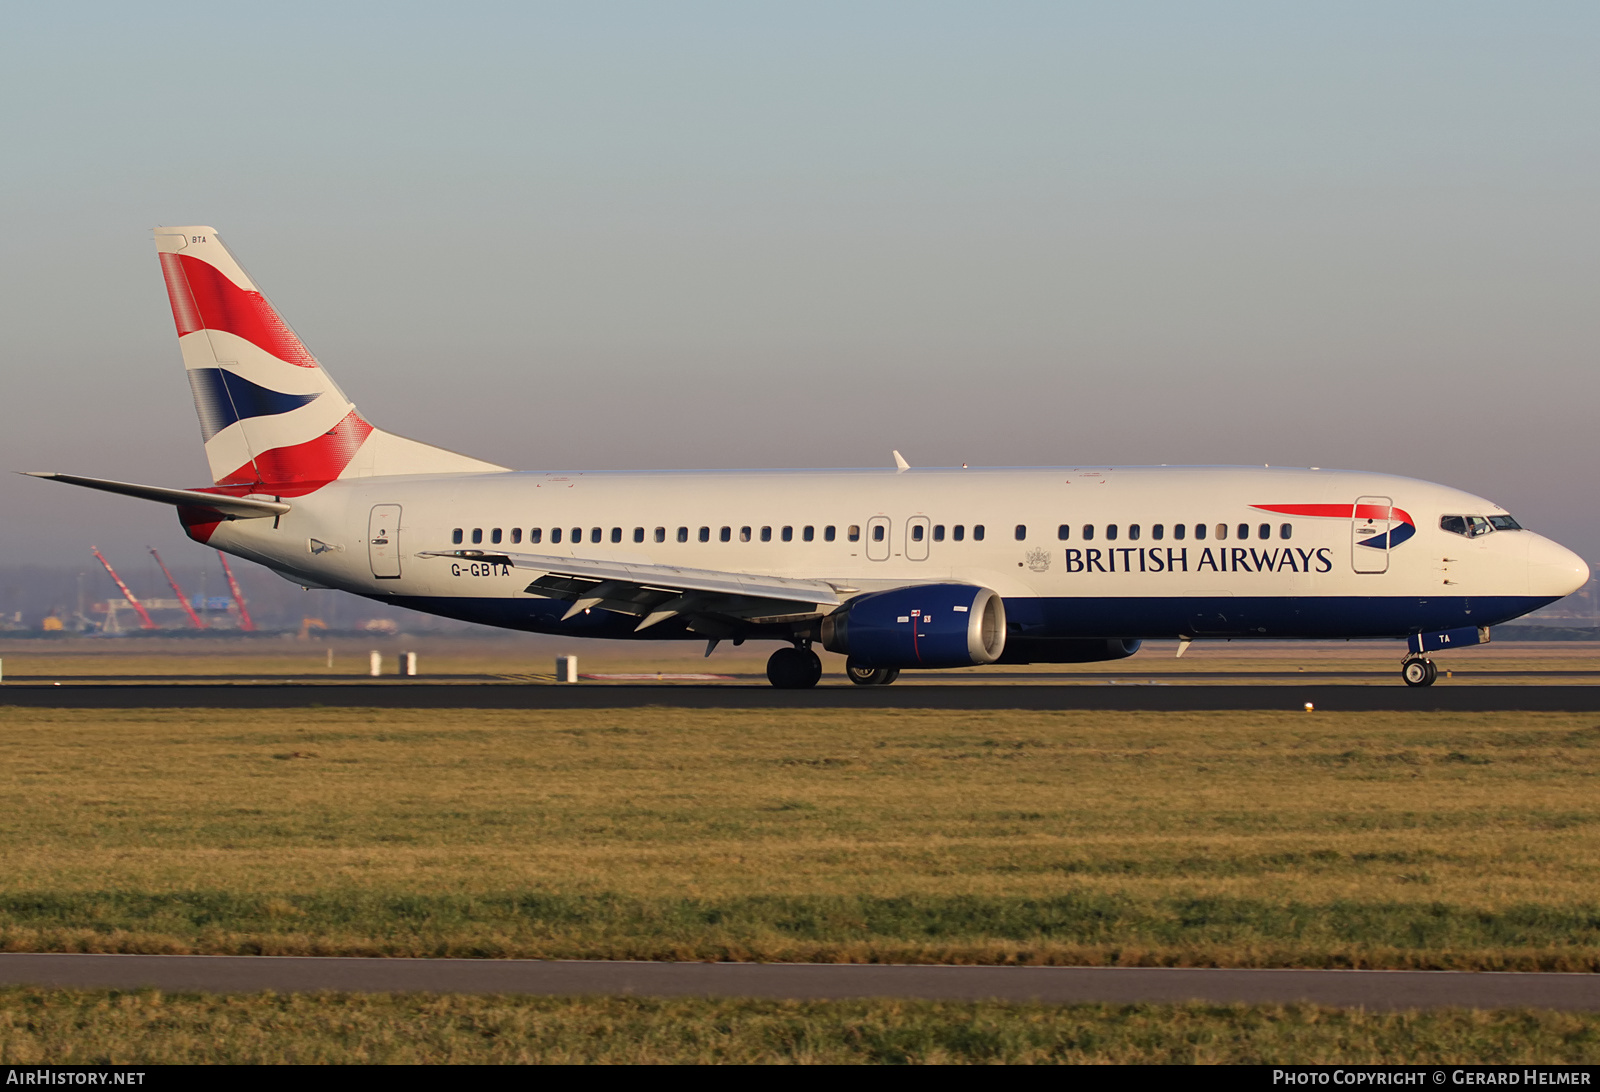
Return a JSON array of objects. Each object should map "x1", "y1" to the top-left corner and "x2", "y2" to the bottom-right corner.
[
  {"x1": 781, "y1": 526, "x2": 793, "y2": 542},
  {"x1": 953, "y1": 525, "x2": 965, "y2": 541},
  {"x1": 933, "y1": 525, "x2": 945, "y2": 542},
  {"x1": 1215, "y1": 524, "x2": 1228, "y2": 541},
  {"x1": 1152, "y1": 524, "x2": 1164, "y2": 541},
  {"x1": 739, "y1": 526, "x2": 751, "y2": 542},
  {"x1": 1106, "y1": 524, "x2": 1119, "y2": 541},
  {"x1": 1280, "y1": 524, "x2": 1292, "y2": 540},
  {"x1": 847, "y1": 525, "x2": 860, "y2": 542},
  {"x1": 911, "y1": 524, "x2": 924, "y2": 542},
  {"x1": 721, "y1": 527, "x2": 732, "y2": 542},
  {"x1": 1058, "y1": 524, "x2": 1070, "y2": 541},
  {"x1": 551, "y1": 528, "x2": 562, "y2": 544},
  {"x1": 1014, "y1": 524, "x2": 1027, "y2": 541},
  {"x1": 699, "y1": 527, "x2": 710, "y2": 542},
  {"x1": 676, "y1": 527, "x2": 688, "y2": 543},
  {"x1": 1237, "y1": 524, "x2": 1249, "y2": 540},
  {"x1": 452, "y1": 529, "x2": 463, "y2": 544},
  {"x1": 655, "y1": 527, "x2": 666, "y2": 543},
  {"x1": 1258, "y1": 523, "x2": 1270, "y2": 540},
  {"x1": 1129, "y1": 524, "x2": 1141, "y2": 541},
  {"x1": 610, "y1": 527, "x2": 622, "y2": 543},
  {"x1": 491, "y1": 528, "x2": 502, "y2": 545},
  {"x1": 571, "y1": 528, "x2": 581, "y2": 544},
  {"x1": 510, "y1": 528, "x2": 522, "y2": 545},
  {"x1": 591, "y1": 528, "x2": 602, "y2": 543},
  {"x1": 1173, "y1": 524, "x2": 1185, "y2": 541},
  {"x1": 530, "y1": 528, "x2": 542, "y2": 544},
  {"x1": 472, "y1": 528, "x2": 483, "y2": 544},
  {"x1": 803, "y1": 526, "x2": 815, "y2": 541},
  {"x1": 633, "y1": 528, "x2": 644, "y2": 543},
  {"x1": 1082, "y1": 525, "x2": 1094, "y2": 541},
  {"x1": 1194, "y1": 524, "x2": 1206, "y2": 540},
  {"x1": 761, "y1": 527, "x2": 772, "y2": 542},
  {"x1": 974, "y1": 525, "x2": 986, "y2": 541},
  {"x1": 872, "y1": 524, "x2": 885, "y2": 542},
  {"x1": 825, "y1": 526, "x2": 836, "y2": 542}
]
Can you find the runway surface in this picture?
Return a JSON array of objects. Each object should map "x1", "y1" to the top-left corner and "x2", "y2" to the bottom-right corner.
[
  {"x1": 6, "y1": 682, "x2": 1600, "y2": 710},
  {"x1": 0, "y1": 955, "x2": 1594, "y2": 1009}
]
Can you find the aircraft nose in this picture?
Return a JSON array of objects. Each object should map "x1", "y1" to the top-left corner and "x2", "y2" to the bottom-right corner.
[{"x1": 1527, "y1": 534, "x2": 1590, "y2": 598}]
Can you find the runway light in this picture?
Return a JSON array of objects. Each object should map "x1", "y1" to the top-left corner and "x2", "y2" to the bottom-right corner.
[{"x1": 1303, "y1": 702, "x2": 1314, "y2": 712}]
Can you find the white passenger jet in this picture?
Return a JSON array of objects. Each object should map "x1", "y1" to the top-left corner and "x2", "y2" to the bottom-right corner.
[{"x1": 28, "y1": 228, "x2": 1591, "y2": 687}]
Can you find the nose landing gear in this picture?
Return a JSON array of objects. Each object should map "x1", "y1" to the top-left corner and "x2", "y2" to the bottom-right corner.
[
  {"x1": 767, "y1": 645, "x2": 823, "y2": 689},
  {"x1": 1401, "y1": 657, "x2": 1438, "y2": 687}
]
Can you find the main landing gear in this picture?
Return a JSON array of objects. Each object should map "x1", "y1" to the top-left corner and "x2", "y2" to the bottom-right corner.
[
  {"x1": 767, "y1": 645, "x2": 823, "y2": 689},
  {"x1": 1401, "y1": 657, "x2": 1438, "y2": 687},
  {"x1": 845, "y1": 659, "x2": 900, "y2": 686}
]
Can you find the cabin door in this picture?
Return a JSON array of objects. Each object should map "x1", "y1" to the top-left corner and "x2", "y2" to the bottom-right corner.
[
  {"x1": 1351, "y1": 496, "x2": 1392, "y2": 574},
  {"x1": 369, "y1": 504, "x2": 403, "y2": 578}
]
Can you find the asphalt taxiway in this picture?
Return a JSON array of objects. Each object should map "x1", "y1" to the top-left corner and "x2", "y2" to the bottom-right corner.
[
  {"x1": 5, "y1": 682, "x2": 1600, "y2": 710},
  {"x1": 0, "y1": 955, "x2": 1593, "y2": 1010}
]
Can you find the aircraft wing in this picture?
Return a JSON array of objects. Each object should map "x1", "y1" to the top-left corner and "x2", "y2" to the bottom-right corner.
[{"x1": 420, "y1": 548, "x2": 846, "y2": 632}]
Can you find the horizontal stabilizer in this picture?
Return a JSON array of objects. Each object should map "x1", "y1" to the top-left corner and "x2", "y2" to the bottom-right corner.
[{"x1": 23, "y1": 473, "x2": 291, "y2": 519}]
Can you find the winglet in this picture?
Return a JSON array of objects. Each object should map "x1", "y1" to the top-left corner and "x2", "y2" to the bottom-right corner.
[{"x1": 892, "y1": 450, "x2": 910, "y2": 472}]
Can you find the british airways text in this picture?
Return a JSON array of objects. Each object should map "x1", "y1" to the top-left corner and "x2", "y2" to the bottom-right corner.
[{"x1": 1063, "y1": 546, "x2": 1334, "y2": 574}]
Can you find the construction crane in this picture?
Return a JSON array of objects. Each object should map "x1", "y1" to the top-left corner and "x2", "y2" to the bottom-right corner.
[
  {"x1": 148, "y1": 548, "x2": 205, "y2": 630},
  {"x1": 216, "y1": 551, "x2": 255, "y2": 632},
  {"x1": 91, "y1": 547, "x2": 156, "y2": 630}
]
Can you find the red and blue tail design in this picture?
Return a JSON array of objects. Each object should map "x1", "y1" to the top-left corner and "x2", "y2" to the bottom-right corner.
[
  {"x1": 155, "y1": 227, "x2": 504, "y2": 494},
  {"x1": 1251, "y1": 503, "x2": 1417, "y2": 549}
]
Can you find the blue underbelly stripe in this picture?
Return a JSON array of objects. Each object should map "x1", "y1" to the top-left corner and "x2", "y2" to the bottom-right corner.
[{"x1": 368, "y1": 594, "x2": 1556, "y2": 642}]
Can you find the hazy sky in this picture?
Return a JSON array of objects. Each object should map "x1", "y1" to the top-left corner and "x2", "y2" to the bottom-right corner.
[{"x1": 3, "y1": 2, "x2": 1598, "y2": 573}]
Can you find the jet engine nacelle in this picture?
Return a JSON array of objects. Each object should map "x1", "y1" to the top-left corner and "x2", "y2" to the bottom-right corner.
[{"x1": 820, "y1": 584, "x2": 1006, "y2": 668}]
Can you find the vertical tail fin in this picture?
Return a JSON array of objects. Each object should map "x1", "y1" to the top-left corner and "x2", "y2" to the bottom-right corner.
[{"x1": 155, "y1": 227, "x2": 505, "y2": 491}]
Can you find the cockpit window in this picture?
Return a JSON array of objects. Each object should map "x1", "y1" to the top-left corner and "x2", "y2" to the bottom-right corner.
[{"x1": 1442, "y1": 514, "x2": 1515, "y2": 537}]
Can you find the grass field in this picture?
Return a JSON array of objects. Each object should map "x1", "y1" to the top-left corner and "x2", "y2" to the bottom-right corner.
[
  {"x1": 0, "y1": 706, "x2": 1597, "y2": 969},
  {"x1": 0, "y1": 990, "x2": 1596, "y2": 1064}
]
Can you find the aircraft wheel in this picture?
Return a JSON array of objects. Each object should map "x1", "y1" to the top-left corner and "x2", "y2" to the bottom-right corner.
[
  {"x1": 768, "y1": 647, "x2": 820, "y2": 689},
  {"x1": 846, "y1": 659, "x2": 896, "y2": 686},
  {"x1": 1402, "y1": 658, "x2": 1437, "y2": 687}
]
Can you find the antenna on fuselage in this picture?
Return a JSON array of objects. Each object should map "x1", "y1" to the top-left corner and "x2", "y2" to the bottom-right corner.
[{"x1": 892, "y1": 450, "x2": 910, "y2": 472}]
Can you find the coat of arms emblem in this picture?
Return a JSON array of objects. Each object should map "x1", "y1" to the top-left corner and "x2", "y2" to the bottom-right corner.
[{"x1": 1025, "y1": 547, "x2": 1051, "y2": 572}]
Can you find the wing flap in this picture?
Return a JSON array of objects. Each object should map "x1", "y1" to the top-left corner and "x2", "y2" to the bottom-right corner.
[{"x1": 420, "y1": 549, "x2": 843, "y2": 623}]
